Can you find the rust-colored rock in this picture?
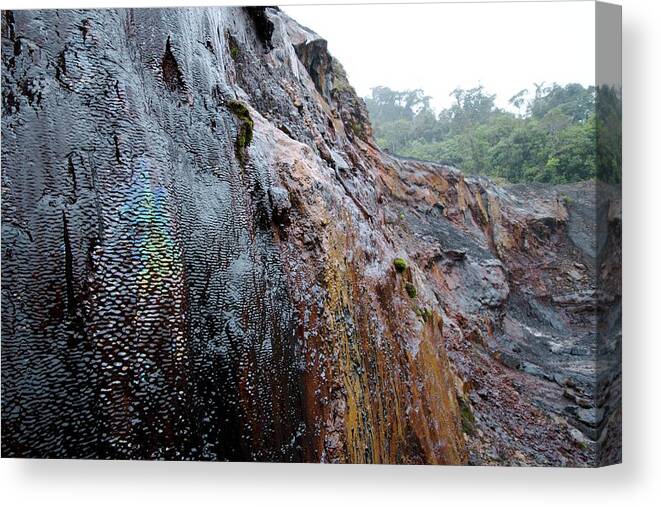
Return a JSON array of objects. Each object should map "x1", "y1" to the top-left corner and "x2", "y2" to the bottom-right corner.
[{"x1": 1, "y1": 7, "x2": 620, "y2": 466}]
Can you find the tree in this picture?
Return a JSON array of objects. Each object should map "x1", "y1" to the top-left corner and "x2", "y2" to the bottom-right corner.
[{"x1": 446, "y1": 86, "x2": 498, "y2": 134}]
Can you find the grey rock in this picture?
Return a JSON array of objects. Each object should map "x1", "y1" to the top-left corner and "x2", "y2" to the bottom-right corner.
[
  {"x1": 498, "y1": 352, "x2": 521, "y2": 370},
  {"x1": 576, "y1": 407, "x2": 605, "y2": 427},
  {"x1": 268, "y1": 186, "x2": 292, "y2": 223},
  {"x1": 520, "y1": 361, "x2": 553, "y2": 381}
]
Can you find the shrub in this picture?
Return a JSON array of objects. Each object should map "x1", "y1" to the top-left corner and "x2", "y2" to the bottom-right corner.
[
  {"x1": 415, "y1": 306, "x2": 433, "y2": 322},
  {"x1": 393, "y1": 257, "x2": 407, "y2": 273},
  {"x1": 405, "y1": 282, "x2": 417, "y2": 298}
]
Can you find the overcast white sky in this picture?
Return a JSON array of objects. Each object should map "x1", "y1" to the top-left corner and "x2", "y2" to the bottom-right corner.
[{"x1": 283, "y1": 1, "x2": 595, "y2": 111}]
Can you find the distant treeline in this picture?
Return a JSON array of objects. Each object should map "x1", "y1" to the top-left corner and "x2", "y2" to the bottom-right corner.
[{"x1": 365, "y1": 83, "x2": 621, "y2": 184}]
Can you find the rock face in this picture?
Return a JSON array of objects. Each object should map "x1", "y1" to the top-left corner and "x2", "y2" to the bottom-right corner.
[{"x1": 1, "y1": 7, "x2": 621, "y2": 465}]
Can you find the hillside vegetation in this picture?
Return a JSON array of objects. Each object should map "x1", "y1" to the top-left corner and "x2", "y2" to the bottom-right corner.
[{"x1": 365, "y1": 83, "x2": 621, "y2": 184}]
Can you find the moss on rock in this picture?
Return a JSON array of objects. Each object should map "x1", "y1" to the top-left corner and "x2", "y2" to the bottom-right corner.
[
  {"x1": 228, "y1": 100, "x2": 254, "y2": 162},
  {"x1": 459, "y1": 398, "x2": 476, "y2": 436}
]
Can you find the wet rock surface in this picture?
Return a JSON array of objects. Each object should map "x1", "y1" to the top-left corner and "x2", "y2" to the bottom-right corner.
[{"x1": 1, "y1": 7, "x2": 620, "y2": 465}]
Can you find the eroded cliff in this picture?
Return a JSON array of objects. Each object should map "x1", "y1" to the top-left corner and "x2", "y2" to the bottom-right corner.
[{"x1": 1, "y1": 7, "x2": 620, "y2": 465}]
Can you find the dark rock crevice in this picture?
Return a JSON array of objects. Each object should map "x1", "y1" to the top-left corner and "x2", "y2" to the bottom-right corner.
[
  {"x1": 245, "y1": 6, "x2": 277, "y2": 51},
  {"x1": 161, "y1": 36, "x2": 186, "y2": 92}
]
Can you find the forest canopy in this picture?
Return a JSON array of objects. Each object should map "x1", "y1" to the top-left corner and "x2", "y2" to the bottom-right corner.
[{"x1": 364, "y1": 83, "x2": 621, "y2": 184}]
